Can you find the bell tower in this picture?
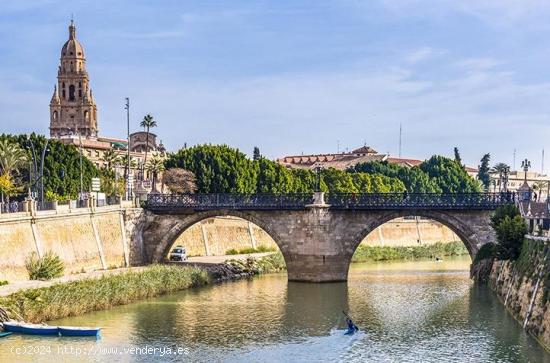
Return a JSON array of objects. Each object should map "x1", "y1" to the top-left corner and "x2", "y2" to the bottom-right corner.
[{"x1": 50, "y1": 20, "x2": 98, "y2": 139}]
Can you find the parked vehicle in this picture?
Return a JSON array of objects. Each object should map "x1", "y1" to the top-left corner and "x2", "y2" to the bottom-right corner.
[{"x1": 169, "y1": 246, "x2": 188, "y2": 262}]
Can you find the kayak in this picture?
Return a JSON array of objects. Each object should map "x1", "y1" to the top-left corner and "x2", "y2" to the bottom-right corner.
[
  {"x1": 3, "y1": 321, "x2": 59, "y2": 336},
  {"x1": 344, "y1": 328, "x2": 356, "y2": 335},
  {"x1": 0, "y1": 332, "x2": 13, "y2": 338},
  {"x1": 58, "y1": 326, "x2": 101, "y2": 337}
]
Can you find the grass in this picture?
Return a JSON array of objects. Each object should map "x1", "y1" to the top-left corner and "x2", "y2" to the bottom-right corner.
[
  {"x1": 225, "y1": 245, "x2": 277, "y2": 255},
  {"x1": 512, "y1": 238, "x2": 550, "y2": 305},
  {"x1": 25, "y1": 251, "x2": 64, "y2": 280},
  {"x1": 227, "y1": 252, "x2": 286, "y2": 274},
  {"x1": 351, "y1": 241, "x2": 468, "y2": 262},
  {"x1": 0, "y1": 264, "x2": 209, "y2": 323}
]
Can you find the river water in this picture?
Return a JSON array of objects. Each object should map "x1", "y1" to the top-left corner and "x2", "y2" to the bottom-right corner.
[{"x1": 1, "y1": 257, "x2": 548, "y2": 362}]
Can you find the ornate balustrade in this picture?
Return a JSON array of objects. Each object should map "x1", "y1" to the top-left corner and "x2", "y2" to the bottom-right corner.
[{"x1": 145, "y1": 192, "x2": 515, "y2": 211}]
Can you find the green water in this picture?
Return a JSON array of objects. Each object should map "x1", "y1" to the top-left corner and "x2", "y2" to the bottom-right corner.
[{"x1": 1, "y1": 257, "x2": 548, "y2": 362}]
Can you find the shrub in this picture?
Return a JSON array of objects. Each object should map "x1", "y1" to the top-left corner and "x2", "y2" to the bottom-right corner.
[
  {"x1": 226, "y1": 249, "x2": 239, "y2": 255},
  {"x1": 491, "y1": 205, "x2": 520, "y2": 229},
  {"x1": 25, "y1": 251, "x2": 65, "y2": 280},
  {"x1": 474, "y1": 242, "x2": 496, "y2": 263},
  {"x1": 0, "y1": 280, "x2": 8, "y2": 286},
  {"x1": 495, "y1": 216, "x2": 527, "y2": 260}
]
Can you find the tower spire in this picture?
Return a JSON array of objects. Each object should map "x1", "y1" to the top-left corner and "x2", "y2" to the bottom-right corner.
[{"x1": 69, "y1": 17, "x2": 76, "y2": 39}]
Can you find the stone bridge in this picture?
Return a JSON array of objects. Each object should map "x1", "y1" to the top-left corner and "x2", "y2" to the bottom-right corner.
[{"x1": 130, "y1": 192, "x2": 512, "y2": 282}]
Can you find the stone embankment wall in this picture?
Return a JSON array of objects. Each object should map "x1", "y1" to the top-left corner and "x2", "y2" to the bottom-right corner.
[
  {"x1": 0, "y1": 207, "x2": 129, "y2": 281},
  {"x1": 173, "y1": 216, "x2": 459, "y2": 257},
  {"x1": 488, "y1": 237, "x2": 550, "y2": 350}
]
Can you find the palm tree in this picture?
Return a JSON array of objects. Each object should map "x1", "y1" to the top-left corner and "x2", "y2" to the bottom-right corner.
[
  {"x1": 117, "y1": 154, "x2": 137, "y2": 180},
  {"x1": 101, "y1": 149, "x2": 119, "y2": 173},
  {"x1": 139, "y1": 114, "x2": 157, "y2": 178},
  {"x1": 0, "y1": 139, "x2": 27, "y2": 178},
  {"x1": 145, "y1": 154, "x2": 165, "y2": 193}
]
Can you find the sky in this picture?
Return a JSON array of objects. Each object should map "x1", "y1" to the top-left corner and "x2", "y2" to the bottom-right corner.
[{"x1": 1, "y1": 0, "x2": 550, "y2": 170}]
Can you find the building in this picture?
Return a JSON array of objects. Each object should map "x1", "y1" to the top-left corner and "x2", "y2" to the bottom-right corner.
[
  {"x1": 278, "y1": 145, "x2": 478, "y2": 177},
  {"x1": 489, "y1": 170, "x2": 550, "y2": 200},
  {"x1": 49, "y1": 21, "x2": 165, "y2": 188}
]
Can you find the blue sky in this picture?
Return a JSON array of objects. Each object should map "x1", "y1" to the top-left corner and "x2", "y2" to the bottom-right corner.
[{"x1": 1, "y1": 0, "x2": 550, "y2": 170}]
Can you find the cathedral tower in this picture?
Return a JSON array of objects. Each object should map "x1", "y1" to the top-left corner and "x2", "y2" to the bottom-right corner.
[{"x1": 50, "y1": 20, "x2": 98, "y2": 139}]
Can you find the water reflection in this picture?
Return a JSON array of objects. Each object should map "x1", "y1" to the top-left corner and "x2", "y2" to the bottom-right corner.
[{"x1": 1, "y1": 257, "x2": 548, "y2": 363}]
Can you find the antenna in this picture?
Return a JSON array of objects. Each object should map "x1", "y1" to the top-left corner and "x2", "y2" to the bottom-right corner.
[
  {"x1": 542, "y1": 149, "x2": 545, "y2": 174},
  {"x1": 398, "y1": 123, "x2": 402, "y2": 158},
  {"x1": 337, "y1": 140, "x2": 340, "y2": 154}
]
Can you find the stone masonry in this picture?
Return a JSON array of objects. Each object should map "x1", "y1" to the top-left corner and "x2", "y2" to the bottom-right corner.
[{"x1": 131, "y1": 206, "x2": 495, "y2": 282}]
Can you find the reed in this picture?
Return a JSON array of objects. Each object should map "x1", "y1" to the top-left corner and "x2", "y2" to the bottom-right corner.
[
  {"x1": 351, "y1": 241, "x2": 468, "y2": 262},
  {"x1": 0, "y1": 265, "x2": 209, "y2": 323}
]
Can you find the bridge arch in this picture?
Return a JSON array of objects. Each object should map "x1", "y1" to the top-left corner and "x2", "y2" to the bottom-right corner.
[
  {"x1": 145, "y1": 210, "x2": 287, "y2": 264},
  {"x1": 347, "y1": 209, "x2": 486, "y2": 264}
]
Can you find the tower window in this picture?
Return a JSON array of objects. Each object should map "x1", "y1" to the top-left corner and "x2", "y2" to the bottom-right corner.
[
  {"x1": 62, "y1": 90, "x2": 66, "y2": 98},
  {"x1": 79, "y1": 82, "x2": 82, "y2": 88},
  {"x1": 62, "y1": 82, "x2": 65, "y2": 88},
  {"x1": 78, "y1": 90, "x2": 82, "y2": 98},
  {"x1": 70, "y1": 52, "x2": 73, "y2": 55},
  {"x1": 69, "y1": 85, "x2": 75, "y2": 101},
  {"x1": 53, "y1": 111, "x2": 58, "y2": 120}
]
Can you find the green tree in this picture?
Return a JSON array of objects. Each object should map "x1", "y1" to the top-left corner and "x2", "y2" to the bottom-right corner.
[
  {"x1": 139, "y1": 114, "x2": 157, "y2": 173},
  {"x1": 420, "y1": 155, "x2": 480, "y2": 193},
  {"x1": 454, "y1": 147, "x2": 462, "y2": 166},
  {"x1": 165, "y1": 144, "x2": 257, "y2": 193},
  {"x1": 146, "y1": 154, "x2": 165, "y2": 192},
  {"x1": 478, "y1": 153, "x2": 491, "y2": 190},
  {"x1": 0, "y1": 139, "x2": 27, "y2": 178},
  {"x1": 101, "y1": 149, "x2": 119, "y2": 172},
  {"x1": 255, "y1": 157, "x2": 295, "y2": 193},
  {"x1": 494, "y1": 215, "x2": 527, "y2": 260},
  {"x1": 253, "y1": 147, "x2": 261, "y2": 161}
]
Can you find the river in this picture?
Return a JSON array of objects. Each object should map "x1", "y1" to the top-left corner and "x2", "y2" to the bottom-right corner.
[{"x1": 1, "y1": 256, "x2": 548, "y2": 362}]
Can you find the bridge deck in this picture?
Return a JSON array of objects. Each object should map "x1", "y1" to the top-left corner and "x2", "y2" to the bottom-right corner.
[{"x1": 145, "y1": 193, "x2": 515, "y2": 211}]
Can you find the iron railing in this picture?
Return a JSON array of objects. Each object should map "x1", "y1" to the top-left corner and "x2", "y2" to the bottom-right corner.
[
  {"x1": 145, "y1": 192, "x2": 515, "y2": 211},
  {"x1": 146, "y1": 193, "x2": 314, "y2": 211},
  {"x1": 326, "y1": 192, "x2": 515, "y2": 210}
]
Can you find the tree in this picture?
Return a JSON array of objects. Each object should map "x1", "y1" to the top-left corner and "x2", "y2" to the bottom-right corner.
[
  {"x1": 139, "y1": 114, "x2": 157, "y2": 176},
  {"x1": 494, "y1": 216, "x2": 527, "y2": 260},
  {"x1": 453, "y1": 147, "x2": 462, "y2": 166},
  {"x1": 101, "y1": 149, "x2": 119, "y2": 172},
  {"x1": 0, "y1": 139, "x2": 27, "y2": 178},
  {"x1": 253, "y1": 147, "x2": 261, "y2": 161},
  {"x1": 420, "y1": 155, "x2": 480, "y2": 193},
  {"x1": 478, "y1": 153, "x2": 491, "y2": 191},
  {"x1": 163, "y1": 168, "x2": 197, "y2": 194},
  {"x1": 0, "y1": 173, "x2": 21, "y2": 203},
  {"x1": 491, "y1": 205, "x2": 525, "y2": 260},
  {"x1": 165, "y1": 144, "x2": 257, "y2": 193},
  {"x1": 117, "y1": 154, "x2": 137, "y2": 179},
  {"x1": 146, "y1": 154, "x2": 165, "y2": 192},
  {"x1": 255, "y1": 157, "x2": 295, "y2": 193}
]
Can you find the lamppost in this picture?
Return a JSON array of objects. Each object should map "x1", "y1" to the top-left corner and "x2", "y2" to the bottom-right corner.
[
  {"x1": 501, "y1": 165, "x2": 510, "y2": 193},
  {"x1": 313, "y1": 162, "x2": 323, "y2": 192},
  {"x1": 522, "y1": 158, "x2": 531, "y2": 183},
  {"x1": 26, "y1": 135, "x2": 49, "y2": 204},
  {"x1": 124, "y1": 97, "x2": 133, "y2": 201}
]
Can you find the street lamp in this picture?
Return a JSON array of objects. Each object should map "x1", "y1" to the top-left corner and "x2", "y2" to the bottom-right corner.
[
  {"x1": 522, "y1": 158, "x2": 531, "y2": 183},
  {"x1": 313, "y1": 162, "x2": 323, "y2": 192}
]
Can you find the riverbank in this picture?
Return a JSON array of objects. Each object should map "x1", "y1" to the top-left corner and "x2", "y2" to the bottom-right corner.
[
  {"x1": 480, "y1": 237, "x2": 550, "y2": 351},
  {"x1": 0, "y1": 254, "x2": 285, "y2": 324},
  {"x1": 351, "y1": 241, "x2": 468, "y2": 262}
]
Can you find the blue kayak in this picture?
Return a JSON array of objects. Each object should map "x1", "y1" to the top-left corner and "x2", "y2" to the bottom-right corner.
[
  {"x1": 0, "y1": 332, "x2": 13, "y2": 338},
  {"x1": 344, "y1": 328, "x2": 356, "y2": 335},
  {"x1": 59, "y1": 326, "x2": 101, "y2": 337},
  {"x1": 3, "y1": 321, "x2": 59, "y2": 336}
]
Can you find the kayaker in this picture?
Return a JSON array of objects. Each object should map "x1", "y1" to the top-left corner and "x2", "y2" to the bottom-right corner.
[{"x1": 346, "y1": 317, "x2": 358, "y2": 332}]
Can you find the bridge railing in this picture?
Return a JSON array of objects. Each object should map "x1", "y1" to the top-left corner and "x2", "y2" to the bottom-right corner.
[
  {"x1": 145, "y1": 193, "x2": 315, "y2": 210},
  {"x1": 326, "y1": 192, "x2": 515, "y2": 210}
]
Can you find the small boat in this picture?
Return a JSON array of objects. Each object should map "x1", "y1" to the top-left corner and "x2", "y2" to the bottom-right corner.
[
  {"x1": 3, "y1": 321, "x2": 59, "y2": 336},
  {"x1": 344, "y1": 327, "x2": 356, "y2": 335},
  {"x1": 0, "y1": 332, "x2": 13, "y2": 338},
  {"x1": 58, "y1": 326, "x2": 101, "y2": 337}
]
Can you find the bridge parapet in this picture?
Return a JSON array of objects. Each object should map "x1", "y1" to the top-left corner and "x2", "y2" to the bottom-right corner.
[{"x1": 145, "y1": 192, "x2": 515, "y2": 212}]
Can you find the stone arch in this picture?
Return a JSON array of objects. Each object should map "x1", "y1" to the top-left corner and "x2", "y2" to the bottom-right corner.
[
  {"x1": 348, "y1": 209, "x2": 484, "y2": 261},
  {"x1": 146, "y1": 210, "x2": 286, "y2": 264}
]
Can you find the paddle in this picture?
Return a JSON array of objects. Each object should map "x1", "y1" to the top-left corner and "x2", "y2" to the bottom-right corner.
[{"x1": 342, "y1": 310, "x2": 359, "y2": 331}]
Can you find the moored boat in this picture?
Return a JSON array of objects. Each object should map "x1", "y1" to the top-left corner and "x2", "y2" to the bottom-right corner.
[
  {"x1": 3, "y1": 321, "x2": 59, "y2": 335},
  {"x1": 58, "y1": 326, "x2": 101, "y2": 337},
  {"x1": 0, "y1": 331, "x2": 13, "y2": 338}
]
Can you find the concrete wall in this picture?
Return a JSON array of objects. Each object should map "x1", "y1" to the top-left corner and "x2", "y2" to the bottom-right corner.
[
  {"x1": 0, "y1": 207, "x2": 128, "y2": 282},
  {"x1": 170, "y1": 216, "x2": 459, "y2": 257}
]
